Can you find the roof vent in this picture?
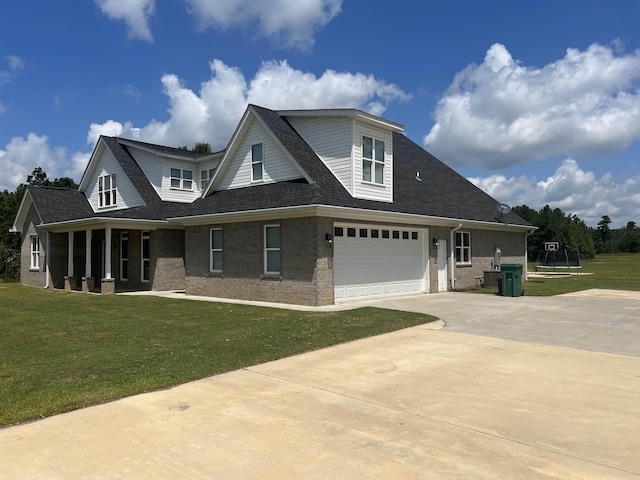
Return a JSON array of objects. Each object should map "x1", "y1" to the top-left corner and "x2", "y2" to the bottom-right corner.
[{"x1": 415, "y1": 171, "x2": 423, "y2": 182}]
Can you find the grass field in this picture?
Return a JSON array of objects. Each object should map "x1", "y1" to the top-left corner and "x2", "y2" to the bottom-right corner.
[
  {"x1": 0, "y1": 284, "x2": 435, "y2": 428},
  {"x1": 476, "y1": 253, "x2": 640, "y2": 296}
]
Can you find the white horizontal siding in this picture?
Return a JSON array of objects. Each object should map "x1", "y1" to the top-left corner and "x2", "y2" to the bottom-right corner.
[
  {"x1": 128, "y1": 147, "x2": 163, "y2": 196},
  {"x1": 352, "y1": 120, "x2": 393, "y2": 203},
  {"x1": 287, "y1": 117, "x2": 353, "y2": 193},
  {"x1": 85, "y1": 148, "x2": 143, "y2": 212},
  {"x1": 218, "y1": 116, "x2": 303, "y2": 190}
]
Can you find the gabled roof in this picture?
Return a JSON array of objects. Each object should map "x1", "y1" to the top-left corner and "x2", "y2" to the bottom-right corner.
[{"x1": 117, "y1": 137, "x2": 224, "y2": 160}]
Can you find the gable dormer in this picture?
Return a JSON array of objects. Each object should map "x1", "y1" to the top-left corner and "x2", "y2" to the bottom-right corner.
[
  {"x1": 80, "y1": 139, "x2": 144, "y2": 212},
  {"x1": 281, "y1": 109, "x2": 403, "y2": 203}
]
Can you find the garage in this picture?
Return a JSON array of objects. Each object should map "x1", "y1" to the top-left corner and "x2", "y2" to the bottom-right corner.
[{"x1": 333, "y1": 223, "x2": 429, "y2": 302}]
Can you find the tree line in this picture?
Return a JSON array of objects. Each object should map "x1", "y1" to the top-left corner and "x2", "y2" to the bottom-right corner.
[{"x1": 513, "y1": 205, "x2": 640, "y2": 262}]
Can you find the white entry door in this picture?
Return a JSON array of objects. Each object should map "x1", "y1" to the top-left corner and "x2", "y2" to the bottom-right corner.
[
  {"x1": 437, "y1": 239, "x2": 448, "y2": 292},
  {"x1": 333, "y1": 224, "x2": 428, "y2": 302}
]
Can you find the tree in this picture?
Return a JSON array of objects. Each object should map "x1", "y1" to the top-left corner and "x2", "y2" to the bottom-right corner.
[
  {"x1": 192, "y1": 142, "x2": 212, "y2": 154},
  {"x1": 620, "y1": 221, "x2": 640, "y2": 253}
]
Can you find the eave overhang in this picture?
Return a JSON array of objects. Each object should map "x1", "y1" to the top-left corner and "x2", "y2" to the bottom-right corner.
[{"x1": 39, "y1": 217, "x2": 174, "y2": 233}]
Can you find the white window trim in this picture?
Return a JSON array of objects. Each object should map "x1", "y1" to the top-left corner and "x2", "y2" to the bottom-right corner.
[
  {"x1": 251, "y1": 143, "x2": 264, "y2": 183},
  {"x1": 362, "y1": 135, "x2": 385, "y2": 185},
  {"x1": 120, "y1": 232, "x2": 129, "y2": 281},
  {"x1": 170, "y1": 168, "x2": 194, "y2": 191},
  {"x1": 455, "y1": 231, "x2": 472, "y2": 265},
  {"x1": 210, "y1": 228, "x2": 223, "y2": 273},
  {"x1": 98, "y1": 173, "x2": 117, "y2": 208},
  {"x1": 141, "y1": 231, "x2": 150, "y2": 283},
  {"x1": 30, "y1": 236, "x2": 40, "y2": 270},
  {"x1": 264, "y1": 224, "x2": 280, "y2": 275}
]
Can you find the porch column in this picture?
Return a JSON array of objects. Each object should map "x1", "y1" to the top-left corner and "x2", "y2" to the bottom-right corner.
[
  {"x1": 101, "y1": 226, "x2": 115, "y2": 295},
  {"x1": 82, "y1": 229, "x2": 94, "y2": 293},
  {"x1": 64, "y1": 231, "x2": 75, "y2": 291},
  {"x1": 104, "y1": 226, "x2": 112, "y2": 279}
]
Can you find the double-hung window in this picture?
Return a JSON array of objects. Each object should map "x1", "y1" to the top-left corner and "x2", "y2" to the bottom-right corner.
[
  {"x1": 30, "y1": 236, "x2": 40, "y2": 270},
  {"x1": 210, "y1": 228, "x2": 223, "y2": 272},
  {"x1": 362, "y1": 136, "x2": 385, "y2": 184},
  {"x1": 98, "y1": 173, "x2": 117, "y2": 207},
  {"x1": 170, "y1": 168, "x2": 193, "y2": 190},
  {"x1": 141, "y1": 231, "x2": 150, "y2": 282},
  {"x1": 251, "y1": 143, "x2": 263, "y2": 182},
  {"x1": 455, "y1": 231, "x2": 471, "y2": 264},
  {"x1": 264, "y1": 225, "x2": 280, "y2": 274},
  {"x1": 201, "y1": 168, "x2": 216, "y2": 190}
]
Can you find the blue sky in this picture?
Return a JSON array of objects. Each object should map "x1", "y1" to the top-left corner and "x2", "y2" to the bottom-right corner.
[{"x1": 1, "y1": 0, "x2": 639, "y2": 227}]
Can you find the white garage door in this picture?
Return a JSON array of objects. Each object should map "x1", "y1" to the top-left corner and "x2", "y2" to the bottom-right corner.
[{"x1": 333, "y1": 224, "x2": 428, "y2": 302}]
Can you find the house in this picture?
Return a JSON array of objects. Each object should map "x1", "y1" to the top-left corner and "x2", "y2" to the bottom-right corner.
[{"x1": 11, "y1": 104, "x2": 533, "y2": 306}]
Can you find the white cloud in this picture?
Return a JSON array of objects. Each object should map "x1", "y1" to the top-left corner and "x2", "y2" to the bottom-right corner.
[
  {"x1": 94, "y1": 0, "x2": 155, "y2": 43},
  {"x1": 0, "y1": 55, "x2": 25, "y2": 85},
  {"x1": 468, "y1": 158, "x2": 640, "y2": 227},
  {"x1": 0, "y1": 134, "x2": 87, "y2": 191},
  {"x1": 186, "y1": 0, "x2": 342, "y2": 50},
  {"x1": 425, "y1": 42, "x2": 640, "y2": 169},
  {"x1": 0, "y1": 102, "x2": 5, "y2": 114},
  {"x1": 88, "y1": 58, "x2": 411, "y2": 149}
]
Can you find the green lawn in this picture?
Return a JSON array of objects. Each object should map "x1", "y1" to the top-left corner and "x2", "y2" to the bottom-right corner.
[
  {"x1": 475, "y1": 253, "x2": 640, "y2": 296},
  {"x1": 0, "y1": 284, "x2": 436, "y2": 428}
]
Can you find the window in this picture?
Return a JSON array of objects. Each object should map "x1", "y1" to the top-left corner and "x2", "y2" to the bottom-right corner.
[
  {"x1": 170, "y1": 168, "x2": 193, "y2": 190},
  {"x1": 141, "y1": 231, "x2": 150, "y2": 282},
  {"x1": 362, "y1": 136, "x2": 385, "y2": 184},
  {"x1": 334, "y1": 227, "x2": 344, "y2": 237},
  {"x1": 359, "y1": 229, "x2": 368, "y2": 238},
  {"x1": 264, "y1": 225, "x2": 280, "y2": 274},
  {"x1": 382, "y1": 230, "x2": 390, "y2": 238},
  {"x1": 371, "y1": 229, "x2": 379, "y2": 238},
  {"x1": 392, "y1": 230, "x2": 400, "y2": 239},
  {"x1": 455, "y1": 231, "x2": 471, "y2": 264},
  {"x1": 210, "y1": 228, "x2": 223, "y2": 272},
  {"x1": 30, "y1": 236, "x2": 40, "y2": 270},
  {"x1": 201, "y1": 168, "x2": 216, "y2": 190},
  {"x1": 347, "y1": 228, "x2": 356, "y2": 237},
  {"x1": 402, "y1": 231, "x2": 409, "y2": 240},
  {"x1": 251, "y1": 143, "x2": 263, "y2": 182},
  {"x1": 98, "y1": 173, "x2": 117, "y2": 207},
  {"x1": 120, "y1": 232, "x2": 129, "y2": 281}
]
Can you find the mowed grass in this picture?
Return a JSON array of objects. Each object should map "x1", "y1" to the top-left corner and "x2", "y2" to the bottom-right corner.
[
  {"x1": 0, "y1": 284, "x2": 436, "y2": 428},
  {"x1": 475, "y1": 253, "x2": 640, "y2": 296}
]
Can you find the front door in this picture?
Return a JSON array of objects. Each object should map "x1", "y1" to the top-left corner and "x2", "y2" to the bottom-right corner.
[{"x1": 437, "y1": 239, "x2": 447, "y2": 292}]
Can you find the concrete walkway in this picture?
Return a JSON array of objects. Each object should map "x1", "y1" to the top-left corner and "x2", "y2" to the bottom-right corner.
[{"x1": 1, "y1": 290, "x2": 639, "y2": 479}]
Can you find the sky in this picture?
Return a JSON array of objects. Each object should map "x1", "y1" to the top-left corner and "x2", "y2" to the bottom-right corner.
[{"x1": 1, "y1": 0, "x2": 639, "y2": 228}]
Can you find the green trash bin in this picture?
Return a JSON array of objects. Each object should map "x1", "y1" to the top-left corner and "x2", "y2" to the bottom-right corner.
[{"x1": 500, "y1": 263, "x2": 523, "y2": 297}]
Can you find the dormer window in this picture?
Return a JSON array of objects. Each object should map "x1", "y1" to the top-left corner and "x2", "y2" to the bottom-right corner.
[
  {"x1": 201, "y1": 168, "x2": 216, "y2": 190},
  {"x1": 362, "y1": 136, "x2": 384, "y2": 184},
  {"x1": 251, "y1": 143, "x2": 263, "y2": 182},
  {"x1": 171, "y1": 168, "x2": 193, "y2": 190},
  {"x1": 98, "y1": 173, "x2": 117, "y2": 207}
]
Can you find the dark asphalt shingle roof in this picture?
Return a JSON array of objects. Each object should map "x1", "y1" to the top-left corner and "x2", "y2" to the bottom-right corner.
[{"x1": 26, "y1": 105, "x2": 530, "y2": 228}]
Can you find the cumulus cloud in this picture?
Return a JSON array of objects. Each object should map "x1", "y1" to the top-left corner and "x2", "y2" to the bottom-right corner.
[
  {"x1": 425, "y1": 42, "x2": 640, "y2": 169},
  {"x1": 468, "y1": 158, "x2": 640, "y2": 227},
  {"x1": 94, "y1": 0, "x2": 155, "y2": 43},
  {"x1": 186, "y1": 0, "x2": 342, "y2": 50},
  {"x1": 0, "y1": 134, "x2": 88, "y2": 191},
  {"x1": 88, "y1": 58, "x2": 411, "y2": 149}
]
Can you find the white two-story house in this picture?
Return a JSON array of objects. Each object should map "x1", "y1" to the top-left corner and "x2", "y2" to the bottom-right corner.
[{"x1": 12, "y1": 104, "x2": 533, "y2": 306}]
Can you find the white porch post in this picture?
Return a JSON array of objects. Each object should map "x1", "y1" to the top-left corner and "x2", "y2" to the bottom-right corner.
[
  {"x1": 85, "y1": 229, "x2": 92, "y2": 278},
  {"x1": 67, "y1": 231, "x2": 74, "y2": 277},
  {"x1": 104, "y1": 226, "x2": 112, "y2": 279}
]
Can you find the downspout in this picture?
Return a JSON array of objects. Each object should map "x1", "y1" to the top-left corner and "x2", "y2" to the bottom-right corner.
[
  {"x1": 524, "y1": 229, "x2": 535, "y2": 282},
  {"x1": 450, "y1": 223, "x2": 462, "y2": 290},
  {"x1": 44, "y1": 229, "x2": 50, "y2": 288}
]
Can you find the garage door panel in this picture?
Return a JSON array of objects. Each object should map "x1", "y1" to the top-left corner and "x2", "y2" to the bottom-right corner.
[{"x1": 333, "y1": 225, "x2": 427, "y2": 302}]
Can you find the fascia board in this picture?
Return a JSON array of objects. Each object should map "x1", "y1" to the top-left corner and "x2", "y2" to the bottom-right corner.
[
  {"x1": 78, "y1": 138, "x2": 106, "y2": 192},
  {"x1": 40, "y1": 217, "x2": 170, "y2": 233},
  {"x1": 170, "y1": 204, "x2": 536, "y2": 231},
  {"x1": 278, "y1": 108, "x2": 404, "y2": 132},
  {"x1": 10, "y1": 189, "x2": 35, "y2": 233}
]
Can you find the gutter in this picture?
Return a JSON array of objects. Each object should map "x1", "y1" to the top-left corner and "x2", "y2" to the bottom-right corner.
[{"x1": 450, "y1": 223, "x2": 463, "y2": 290}]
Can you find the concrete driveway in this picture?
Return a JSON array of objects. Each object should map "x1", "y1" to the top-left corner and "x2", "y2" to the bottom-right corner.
[{"x1": 1, "y1": 291, "x2": 639, "y2": 479}]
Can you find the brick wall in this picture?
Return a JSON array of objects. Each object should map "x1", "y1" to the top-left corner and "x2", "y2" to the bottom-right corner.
[
  {"x1": 185, "y1": 217, "x2": 334, "y2": 306},
  {"x1": 151, "y1": 229, "x2": 186, "y2": 291}
]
